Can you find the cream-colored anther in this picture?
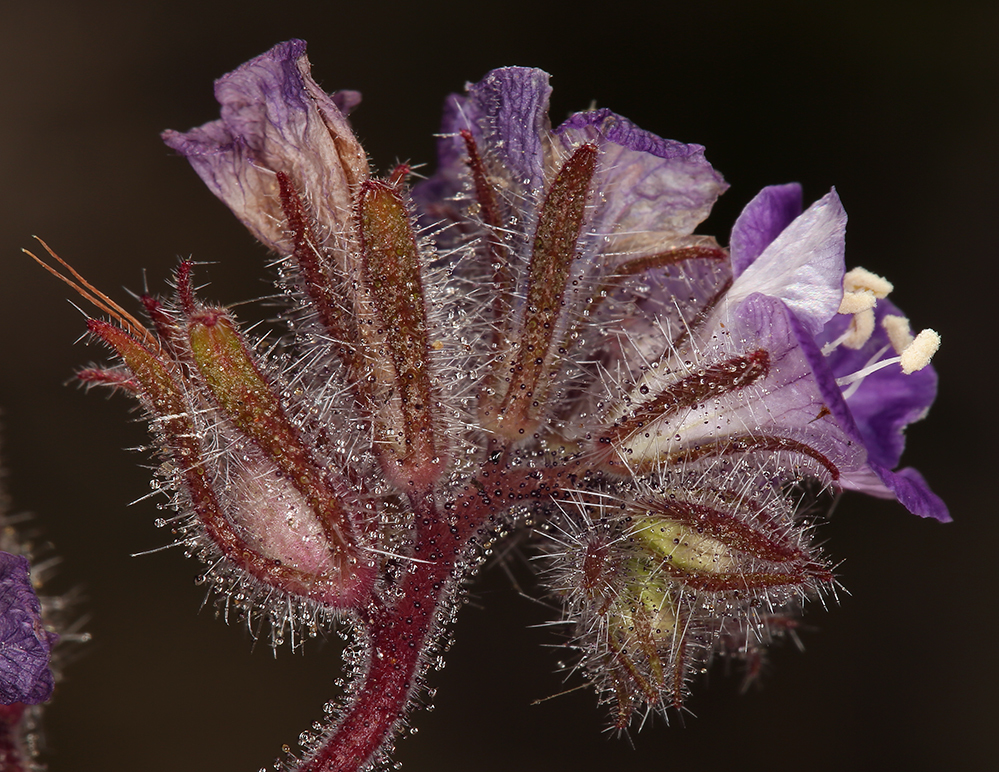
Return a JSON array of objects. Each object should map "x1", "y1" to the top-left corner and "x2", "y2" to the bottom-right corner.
[
  {"x1": 882, "y1": 314, "x2": 914, "y2": 355},
  {"x1": 842, "y1": 308, "x2": 875, "y2": 350},
  {"x1": 838, "y1": 289, "x2": 877, "y2": 315},
  {"x1": 844, "y1": 267, "x2": 893, "y2": 298},
  {"x1": 900, "y1": 329, "x2": 940, "y2": 374}
]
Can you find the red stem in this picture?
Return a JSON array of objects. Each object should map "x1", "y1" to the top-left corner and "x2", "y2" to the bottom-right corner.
[
  {"x1": 298, "y1": 465, "x2": 572, "y2": 772},
  {"x1": 0, "y1": 703, "x2": 29, "y2": 772},
  {"x1": 300, "y1": 510, "x2": 457, "y2": 772}
]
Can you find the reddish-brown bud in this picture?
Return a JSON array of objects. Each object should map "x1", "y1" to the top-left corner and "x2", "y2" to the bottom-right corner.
[
  {"x1": 89, "y1": 310, "x2": 378, "y2": 614},
  {"x1": 188, "y1": 309, "x2": 364, "y2": 555}
]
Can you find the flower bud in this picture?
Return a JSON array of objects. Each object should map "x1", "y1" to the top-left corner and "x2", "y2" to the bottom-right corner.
[
  {"x1": 84, "y1": 274, "x2": 378, "y2": 639},
  {"x1": 187, "y1": 308, "x2": 371, "y2": 577},
  {"x1": 543, "y1": 477, "x2": 833, "y2": 727}
]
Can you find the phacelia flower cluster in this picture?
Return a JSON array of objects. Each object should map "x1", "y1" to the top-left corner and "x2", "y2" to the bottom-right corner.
[{"x1": 35, "y1": 40, "x2": 946, "y2": 772}]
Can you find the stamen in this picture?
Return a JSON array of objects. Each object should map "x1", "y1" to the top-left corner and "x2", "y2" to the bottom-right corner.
[
  {"x1": 900, "y1": 328, "x2": 940, "y2": 374},
  {"x1": 821, "y1": 328, "x2": 852, "y2": 356},
  {"x1": 836, "y1": 345, "x2": 894, "y2": 390},
  {"x1": 836, "y1": 328, "x2": 940, "y2": 395},
  {"x1": 838, "y1": 290, "x2": 876, "y2": 315},
  {"x1": 844, "y1": 267, "x2": 893, "y2": 298},
  {"x1": 826, "y1": 267, "x2": 893, "y2": 356},
  {"x1": 842, "y1": 308, "x2": 875, "y2": 350},
  {"x1": 882, "y1": 314, "x2": 914, "y2": 355}
]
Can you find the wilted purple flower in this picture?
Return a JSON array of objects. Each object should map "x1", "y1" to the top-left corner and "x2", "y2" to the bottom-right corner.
[
  {"x1": 35, "y1": 40, "x2": 946, "y2": 772},
  {"x1": 0, "y1": 552, "x2": 56, "y2": 706}
]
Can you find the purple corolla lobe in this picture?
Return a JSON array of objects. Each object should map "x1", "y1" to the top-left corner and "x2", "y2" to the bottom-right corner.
[
  {"x1": 554, "y1": 108, "x2": 726, "y2": 257},
  {"x1": 461, "y1": 66, "x2": 553, "y2": 198},
  {"x1": 811, "y1": 298, "x2": 947, "y2": 520},
  {"x1": 416, "y1": 67, "x2": 727, "y2": 261},
  {"x1": 726, "y1": 186, "x2": 847, "y2": 335},
  {"x1": 728, "y1": 182, "x2": 804, "y2": 275}
]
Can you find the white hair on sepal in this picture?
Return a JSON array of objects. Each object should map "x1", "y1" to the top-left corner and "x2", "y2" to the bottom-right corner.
[{"x1": 536, "y1": 453, "x2": 836, "y2": 729}]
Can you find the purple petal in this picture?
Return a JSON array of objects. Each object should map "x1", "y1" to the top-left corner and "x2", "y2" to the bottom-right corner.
[
  {"x1": 618, "y1": 292, "x2": 863, "y2": 482},
  {"x1": 725, "y1": 293, "x2": 863, "y2": 473},
  {"x1": 0, "y1": 553, "x2": 55, "y2": 705},
  {"x1": 412, "y1": 68, "x2": 553, "y2": 252},
  {"x1": 725, "y1": 189, "x2": 846, "y2": 335},
  {"x1": 413, "y1": 69, "x2": 727, "y2": 274},
  {"x1": 558, "y1": 109, "x2": 709, "y2": 159},
  {"x1": 555, "y1": 110, "x2": 728, "y2": 258},
  {"x1": 729, "y1": 183, "x2": 803, "y2": 276},
  {"x1": 415, "y1": 66, "x2": 551, "y2": 210},
  {"x1": 162, "y1": 40, "x2": 368, "y2": 255},
  {"x1": 867, "y1": 465, "x2": 950, "y2": 522},
  {"x1": 461, "y1": 67, "x2": 553, "y2": 199}
]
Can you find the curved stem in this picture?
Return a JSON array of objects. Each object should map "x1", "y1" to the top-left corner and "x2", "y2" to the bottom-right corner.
[
  {"x1": 298, "y1": 465, "x2": 576, "y2": 772},
  {"x1": 300, "y1": 513, "x2": 457, "y2": 772},
  {"x1": 0, "y1": 704, "x2": 29, "y2": 772}
]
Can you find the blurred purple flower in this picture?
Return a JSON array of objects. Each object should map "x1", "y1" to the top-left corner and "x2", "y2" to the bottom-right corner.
[{"x1": 0, "y1": 552, "x2": 57, "y2": 705}]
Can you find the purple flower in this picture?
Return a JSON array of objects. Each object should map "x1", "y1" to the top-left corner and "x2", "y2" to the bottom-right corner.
[
  {"x1": 414, "y1": 65, "x2": 944, "y2": 518},
  {"x1": 415, "y1": 67, "x2": 727, "y2": 260},
  {"x1": 0, "y1": 551, "x2": 56, "y2": 705},
  {"x1": 726, "y1": 183, "x2": 948, "y2": 521}
]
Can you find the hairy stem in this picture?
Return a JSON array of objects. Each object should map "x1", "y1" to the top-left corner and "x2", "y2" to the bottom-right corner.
[
  {"x1": 298, "y1": 463, "x2": 575, "y2": 772},
  {"x1": 299, "y1": 506, "x2": 457, "y2": 772}
]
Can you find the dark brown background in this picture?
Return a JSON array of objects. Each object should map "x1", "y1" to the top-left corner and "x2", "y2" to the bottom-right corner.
[{"x1": 0, "y1": 1, "x2": 994, "y2": 770}]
